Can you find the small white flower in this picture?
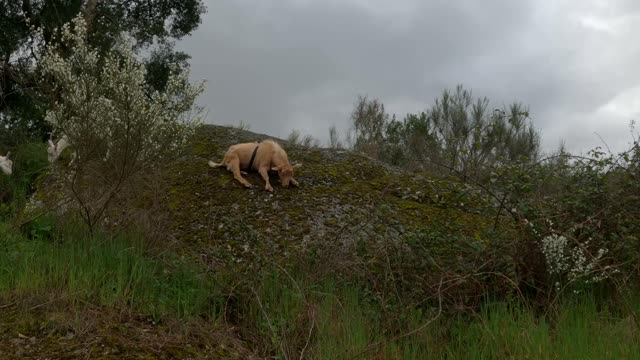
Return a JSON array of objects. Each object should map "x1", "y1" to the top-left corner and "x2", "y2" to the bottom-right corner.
[{"x1": 541, "y1": 231, "x2": 614, "y2": 292}]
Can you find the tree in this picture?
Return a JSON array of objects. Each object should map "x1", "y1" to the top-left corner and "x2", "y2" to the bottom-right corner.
[
  {"x1": 0, "y1": 0, "x2": 206, "y2": 141},
  {"x1": 328, "y1": 124, "x2": 343, "y2": 149},
  {"x1": 382, "y1": 111, "x2": 440, "y2": 168},
  {"x1": 347, "y1": 85, "x2": 541, "y2": 179},
  {"x1": 428, "y1": 86, "x2": 539, "y2": 179},
  {"x1": 287, "y1": 129, "x2": 320, "y2": 148},
  {"x1": 350, "y1": 96, "x2": 388, "y2": 158},
  {"x1": 39, "y1": 15, "x2": 204, "y2": 234},
  {"x1": 144, "y1": 41, "x2": 191, "y2": 92}
]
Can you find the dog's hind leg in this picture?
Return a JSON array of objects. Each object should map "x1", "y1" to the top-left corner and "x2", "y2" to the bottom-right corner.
[
  {"x1": 228, "y1": 157, "x2": 253, "y2": 188},
  {"x1": 258, "y1": 166, "x2": 274, "y2": 192}
]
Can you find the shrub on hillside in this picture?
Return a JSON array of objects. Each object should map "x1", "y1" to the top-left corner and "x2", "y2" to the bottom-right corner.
[{"x1": 36, "y1": 15, "x2": 205, "y2": 233}]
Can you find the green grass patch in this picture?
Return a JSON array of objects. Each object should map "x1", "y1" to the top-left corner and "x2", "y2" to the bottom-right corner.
[
  {"x1": 0, "y1": 221, "x2": 225, "y2": 320},
  {"x1": 444, "y1": 297, "x2": 640, "y2": 359},
  {"x1": 239, "y1": 269, "x2": 640, "y2": 359},
  {"x1": 1, "y1": 219, "x2": 638, "y2": 358}
]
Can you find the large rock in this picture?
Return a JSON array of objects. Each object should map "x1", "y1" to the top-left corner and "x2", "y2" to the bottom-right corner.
[{"x1": 164, "y1": 125, "x2": 504, "y2": 271}]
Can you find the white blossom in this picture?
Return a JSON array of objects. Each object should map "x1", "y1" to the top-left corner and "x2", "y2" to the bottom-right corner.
[
  {"x1": 37, "y1": 15, "x2": 205, "y2": 226},
  {"x1": 541, "y1": 231, "x2": 615, "y2": 292},
  {"x1": 39, "y1": 15, "x2": 204, "y2": 171}
]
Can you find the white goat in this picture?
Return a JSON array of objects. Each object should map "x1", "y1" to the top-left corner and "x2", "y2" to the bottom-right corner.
[
  {"x1": 47, "y1": 135, "x2": 71, "y2": 163},
  {"x1": 0, "y1": 152, "x2": 12, "y2": 176}
]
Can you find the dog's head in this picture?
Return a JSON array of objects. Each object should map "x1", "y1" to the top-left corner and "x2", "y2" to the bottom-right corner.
[{"x1": 273, "y1": 163, "x2": 302, "y2": 188}]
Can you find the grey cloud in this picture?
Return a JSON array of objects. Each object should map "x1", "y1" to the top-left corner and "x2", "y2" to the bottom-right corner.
[{"x1": 179, "y1": 0, "x2": 640, "y2": 153}]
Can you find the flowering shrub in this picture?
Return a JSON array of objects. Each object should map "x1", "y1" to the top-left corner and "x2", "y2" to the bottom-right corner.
[
  {"x1": 40, "y1": 15, "x2": 204, "y2": 168},
  {"x1": 37, "y1": 15, "x2": 205, "y2": 232},
  {"x1": 540, "y1": 234, "x2": 570, "y2": 278},
  {"x1": 541, "y1": 233, "x2": 615, "y2": 292},
  {"x1": 494, "y1": 127, "x2": 639, "y2": 297}
]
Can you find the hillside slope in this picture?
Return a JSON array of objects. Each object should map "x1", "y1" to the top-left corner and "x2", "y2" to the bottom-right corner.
[
  {"x1": 164, "y1": 125, "x2": 507, "y2": 271},
  {"x1": 3, "y1": 125, "x2": 519, "y2": 358}
]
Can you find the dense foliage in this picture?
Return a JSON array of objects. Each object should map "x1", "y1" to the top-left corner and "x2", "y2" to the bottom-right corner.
[
  {"x1": 36, "y1": 15, "x2": 204, "y2": 232},
  {"x1": 0, "y1": 0, "x2": 205, "y2": 143},
  {"x1": 350, "y1": 85, "x2": 540, "y2": 180},
  {"x1": 0, "y1": 6, "x2": 638, "y2": 357}
]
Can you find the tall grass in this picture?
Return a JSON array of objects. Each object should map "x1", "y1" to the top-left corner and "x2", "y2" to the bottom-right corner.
[
  {"x1": 239, "y1": 270, "x2": 640, "y2": 359},
  {"x1": 444, "y1": 298, "x2": 640, "y2": 359},
  {"x1": 0, "y1": 221, "x2": 225, "y2": 319},
  {"x1": 1, "y1": 219, "x2": 638, "y2": 358}
]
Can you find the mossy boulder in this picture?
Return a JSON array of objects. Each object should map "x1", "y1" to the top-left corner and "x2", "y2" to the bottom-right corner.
[
  {"x1": 25, "y1": 124, "x2": 515, "y2": 274},
  {"x1": 163, "y1": 125, "x2": 514, "y2": 273}
]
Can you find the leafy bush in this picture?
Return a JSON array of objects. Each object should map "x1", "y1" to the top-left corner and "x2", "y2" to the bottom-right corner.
[
  {"x1": 37, "y1": 15, "x2": 205, "y2": 232},
  {"x1": 359, "y1": 227, "x2": 520, "y2": 311},
  {"x1": 349, "y1": 86, "x2": 540, "y2": 179},
  {"x1": 541, "y1": 233, "x2": 616, "y2": 293},
  {"x1": 490, "y1": 132, "x2": 640, "y2": 295}
]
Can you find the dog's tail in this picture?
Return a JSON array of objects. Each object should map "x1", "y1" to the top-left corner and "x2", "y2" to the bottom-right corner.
[{"x1": 208, "y1": 160, "x2": 223, "y2": 168}]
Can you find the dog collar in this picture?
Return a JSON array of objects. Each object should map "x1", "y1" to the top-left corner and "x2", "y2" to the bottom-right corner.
[{"x1": 248, "y1": 143, "x2": 259, "y2": 170}]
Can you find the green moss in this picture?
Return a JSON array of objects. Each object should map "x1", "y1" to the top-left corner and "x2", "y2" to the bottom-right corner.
[{"x1": 157, "y1": 125, "x2": 514, "y2": 269}]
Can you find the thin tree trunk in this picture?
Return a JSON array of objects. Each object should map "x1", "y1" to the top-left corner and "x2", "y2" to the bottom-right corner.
[{"x1": 84, "y1": 0, "x2": 100, "y2": 29}]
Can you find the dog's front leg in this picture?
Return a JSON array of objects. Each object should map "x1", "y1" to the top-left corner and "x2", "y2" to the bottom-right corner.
[
  {"x1": 290, "y1": 178, "x2": 299, "y2": 187},
  {"x1": 258, "y1": 167, "x2": 274, "y2": 192}
]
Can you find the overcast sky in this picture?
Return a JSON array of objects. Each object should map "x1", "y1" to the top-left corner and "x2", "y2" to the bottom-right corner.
[{"x1": 178, "y1": 0, "x2": 640, "y2": 154}]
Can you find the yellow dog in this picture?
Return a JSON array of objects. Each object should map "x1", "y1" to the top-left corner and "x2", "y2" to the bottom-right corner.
[{"x1": 209, "y1": 140, "x2": 301, "y2": 192}]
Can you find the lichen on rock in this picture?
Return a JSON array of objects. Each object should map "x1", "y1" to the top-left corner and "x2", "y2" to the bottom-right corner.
[{"x1": 163, "y1": 125, "x2": 511, "y2": 270}]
